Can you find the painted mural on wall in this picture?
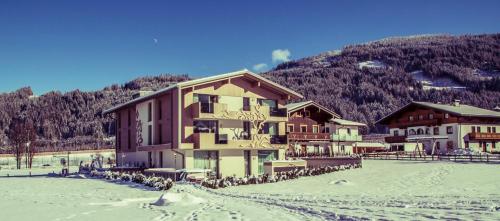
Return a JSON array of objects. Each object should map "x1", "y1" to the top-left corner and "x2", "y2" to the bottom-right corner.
[{"x1": 135, "y1": 109, "x2": 143, "y2": 146}]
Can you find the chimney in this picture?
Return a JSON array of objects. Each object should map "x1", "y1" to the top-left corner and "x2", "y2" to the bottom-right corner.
[
  {"x1": 132, "y1": 90, "x2": 153, "y2": 99},
  {"x1": 453, "y1": 99, "x2": 460, "y2": 107}
]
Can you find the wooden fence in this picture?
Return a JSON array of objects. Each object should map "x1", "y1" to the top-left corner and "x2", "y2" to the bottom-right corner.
[{"x1": 363, "y1": 152, "x2": 500, "y2": 163}]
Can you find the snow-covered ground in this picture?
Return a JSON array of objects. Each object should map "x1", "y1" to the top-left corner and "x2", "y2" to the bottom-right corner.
[
  {"x1": 0, "y1": 160, "x2": 499, "y2": 221},
  {"x1": 410, "y1": 70, "x2": 467, "y2": 91},
  {"x1": 357, "y1": 60, "x2": 386, "y2": 69}
]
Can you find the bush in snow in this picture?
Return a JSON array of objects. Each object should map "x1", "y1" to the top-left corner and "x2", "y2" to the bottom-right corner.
[
  {"x1": 200, "y1": 162, "x2": 362, "y2": 189},
  {"x1": 87, "y1": 170, "x2": 174, "y2": 191}
]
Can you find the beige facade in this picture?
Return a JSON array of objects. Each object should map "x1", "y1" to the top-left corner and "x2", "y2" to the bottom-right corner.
[{"x1": 105, "y1": 69, "x2": 302, "y2": 177}]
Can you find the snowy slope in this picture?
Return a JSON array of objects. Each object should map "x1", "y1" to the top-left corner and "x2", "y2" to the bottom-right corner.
[{"x1": 410, "y1": 70, "x2": 467, "y2": 90}]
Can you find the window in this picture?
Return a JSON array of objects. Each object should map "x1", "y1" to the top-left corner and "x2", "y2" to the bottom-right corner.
[
  {"x1": 148, "y1": 125, "x2": 152, "y2": 145},
  {"x1": 300, "y1": 125, "x2": 307, "y2": 133},
  {"x1": 312, "y1": 125, "x2": 319, "y2": 133},
  {"x1": 347, "y1": 128, "x2": 351, "y2": 135},
  {"x1": 128, "y1": 109, "x2": 131, "y2": 126},
  {"x1": 428, "y1": 114, "x2": 434, "y2": 120},
  {"x1": 127, "y1": 130, "x2": 131, "y2": 149},
  {"x1": 257, "y1": 99, "x2": 277, "y2": 108},
  {"x1": 409, "y1": 116, "x2": 414, "y2": 121},
  {"x1": 242, "y1": 121, "x2": 251, "y2": 140},
  {"x1": 446, "y1": 126, "x2": 453, "y2": 134},
  {"x1": 471, "y1": 126, "x2": 476, "y2": 133},
  {"x1": 393, "y1": 130, "x2": 399, "y2": 136},
  {"x1": 409, "y1": 129, "x2": 416, "y2": 135},
  {"x1": 305, "y1": 110, "x2": 311, "y2": 117},
  {"x1": 195, "y1": 94, "x2": 217, "y2": 113},
  {"x1": 444, "y1": 113, "x2": 449, "y2": 119},
  {"x1": 148, "y1": 102, "x2": 152, "y2": 122},
  {"x1": 477, "y1": 126, "x2": 481, "y2": 133},
  {"x1": 287, "y1": 124, "x2": 294, "y2": 133},
  {"x1": 417, "y1": 128, "x2": 424, "y2": 135},
  {"x1": 436, "y1": 141, "x2": 441, "y2": 150},
  {"x1": 158, "y1": 100, "x2": 162, "y2": 120},
  {"x1": 425, "y1": 128, "x2": 430, "y2": 135},
  {"x1": 158, "y1": 124, "x2": 163, "y2": 144},
  {"x1": 433, "y1": 127, "x2": 440, "y2": 135},
  {"x1": 487, "y1": 127, "x2": 492, "y2": 133},
  {"x1": 117, "y1": 115, "x2": 121, "y2": 129},
  {"x1": 493, "y1": 127, "x2": 497, "y2": 133},
  {"x1": 325, "y1": 127, "x2": 330, "y2": 133},
  {"x1": 418, "y1": 115, "x2": 424, "y2": 120},
  {"x1": 260, "y1": 122, "x2": 278, "y2": 135},
  {"x1": 117, "y1": 131, "x2": 121, "y2": 150},
  {"x1": 194, "y1": 120, "x2": 217, "y2": 133},
  {"x1": 243, "y1": 97, "x2": 250, "y2": 111}
]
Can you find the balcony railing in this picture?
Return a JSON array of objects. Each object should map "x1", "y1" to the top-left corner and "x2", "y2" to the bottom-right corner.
[
  {"x1": 288, "y1": 132, "x2": 330, "y2": 141},
  {"x1": 270, "y1": 135, "x2": 287, "y2": 144},
  {"x1": 468, "y1": 132, "x2": 500, "y2": 141},
  {"x1": 269, "y1": 107, "x2": 287, "y2": 117},
  {"x1": 200, "y1": 102, "x2": 214, "y2": 113},
  {"x1": 331, "y1": 134, "x2": 362, "y2": 142},
  {"x1": 215, "y1": 134, "x2": 228, "y2": 144},
  {"x1": 384, "y1": 135, "x2": 407, "y2": 143}
]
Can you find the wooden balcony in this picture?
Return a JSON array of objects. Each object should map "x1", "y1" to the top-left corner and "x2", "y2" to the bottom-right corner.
[
  {"x1": 288, "y1": 132, "x2": 330, "y2": 141},
  {"x1": 191, "y1": 102, "x2": 287, "y2": 121},
  {"x1": 384, "y1": 135, "x2": 407, "y2": 143},
  {"x1": 192, "y1": 133, "x2": 283, "y2": 149},
  {"x1": 468, "y1": 132, "x2": 500, "y2": 141},
  {"x1": 331, "y1": 134, "x2": 362, "y2": 142},
  {"x1": 390, "y1": 119, "x2": 441, "y2": 128}
]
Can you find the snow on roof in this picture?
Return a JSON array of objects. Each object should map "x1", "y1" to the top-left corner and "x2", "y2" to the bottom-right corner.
[
  {"x1": 104, "y1": 69, "x2": 303, "y2": 114},
  {"x1": 285, "y1": 101, "x2": 341, "y2": 118},
  {"x1": 330, "y1": 118, "x2": 367, "y2": 127}
]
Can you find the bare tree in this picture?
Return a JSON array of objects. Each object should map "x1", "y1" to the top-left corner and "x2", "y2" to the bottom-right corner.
[{"x1": 6, "y1": 118, "x2": 37, "y2": 169}]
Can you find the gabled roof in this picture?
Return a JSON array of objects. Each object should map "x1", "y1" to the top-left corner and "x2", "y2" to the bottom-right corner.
[
  {"x1": 376, "y1": 101, "x2": 500, "y2": 125},
  {"x1": 285, "y1": 101, "x2": 341, "y2": 119},
  {"x1": 104, "y1": 69, "x2": 303, "y2": 114},
  {"x1": 331, "y1": 118, "x2": 367, "y2": 127}
]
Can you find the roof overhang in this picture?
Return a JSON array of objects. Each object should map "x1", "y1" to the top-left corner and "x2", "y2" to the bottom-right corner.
[{"x1": 287, "y1": 101, "x2": 341, "y2": 119}]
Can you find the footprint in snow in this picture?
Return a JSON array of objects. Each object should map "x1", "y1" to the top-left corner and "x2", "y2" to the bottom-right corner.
[{"x1": 330, "y1": 180, "x2": 352, "y2": 186}]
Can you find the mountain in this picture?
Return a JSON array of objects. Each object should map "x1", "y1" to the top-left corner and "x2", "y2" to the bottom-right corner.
[
  {"x1": 1, "y1": 33, "x2": 499, "y2": 152},
  {"x1": 263, "y1": 34, "x2": 500, "y2": 133}
]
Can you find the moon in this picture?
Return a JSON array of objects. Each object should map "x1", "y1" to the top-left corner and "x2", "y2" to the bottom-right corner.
[{"x1": 153, "y1": 38, "x2": 158, "y2": 44}]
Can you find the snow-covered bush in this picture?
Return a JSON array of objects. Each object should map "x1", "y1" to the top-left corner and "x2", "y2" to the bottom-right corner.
[
  {"x1": 86, "y1": 170, "x2": 174, "y2": 191},
  {"x1": 200, "y1": 162, "x2": 363, "y2": 189}
]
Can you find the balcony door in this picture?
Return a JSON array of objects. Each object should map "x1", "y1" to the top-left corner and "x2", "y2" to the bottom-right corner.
[
  {"x1": 194, "y1": 150, "x2": 219, "y2": 178},
  {"x1": 194, "y1": 94, "x2": 217, "y2": 113}
]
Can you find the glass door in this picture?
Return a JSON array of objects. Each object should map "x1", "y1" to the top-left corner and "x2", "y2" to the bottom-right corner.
[
  {"x1": 194, "y1": 151, "x2": 219, "y2": 177},
  {"x1": 257, "y1": 150, "x2": 278, "y2": 175}
]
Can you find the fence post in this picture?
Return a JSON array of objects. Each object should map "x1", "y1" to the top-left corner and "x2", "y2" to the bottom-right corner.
[{"x1": 487, "y1": 154, "x2": 489, "y2": 163}]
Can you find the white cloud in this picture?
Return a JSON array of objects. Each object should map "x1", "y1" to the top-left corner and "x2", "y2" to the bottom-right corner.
[
  {"x1": 252, "y1": 63, "x2": 268, "y2": 72},
  {"x1": 272, "y1": 49, "x2": 291, "y2": 63}
]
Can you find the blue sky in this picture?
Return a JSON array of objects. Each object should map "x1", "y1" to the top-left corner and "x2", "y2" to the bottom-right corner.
[{"x1": 1, "y1": 0, "x2": 499, "y2": 95}]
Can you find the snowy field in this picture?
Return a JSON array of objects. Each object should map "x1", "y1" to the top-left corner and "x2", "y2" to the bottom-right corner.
[{"x1": 0, "y1": 160, "x2": 499, "y2": 221}]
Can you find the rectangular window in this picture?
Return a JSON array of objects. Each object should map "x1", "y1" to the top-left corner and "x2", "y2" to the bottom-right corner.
[
  {"x1": 127, "y1": 130, "x2": 131, "y2": 149},
  {"x1": 347, "y1": 128, "x2": 352, "y2": 135},
  {"x1": 257, "y1": 99, "x2": 277, "y2": 108},
  {"x1": 409, "y1": 116, "x2": 414, "y2": 121},
  {"x1": 148, "y1": 102, "x2": 152, "y2": 122},
  {"x1": 300, "y1": 125, "x2": 307, "y2": 133},
  {"x1": 158, "y1": 124, "x2": 163, "y2": 144},
  {"x1": 487, "y1": 127, "x2": 492, "y2": 133},
  {"x1": 446, "y1": 126, "x2": 453, "y2": 134},
  {"x1": 394, "y1": 130, "x2": 399, "y2": 136},
  {"x1": 434, "y1": 127, "x2": 440, "y2": 135},
  {"x1": 260, "y1": 122, "x2": 278, "y2": 135},
  {"x1": 325, "y1": 127, "x2": 330, "y2": 133},
  {"x1": 148, "y1": 125, "x2": 152, "y2": 145},
  {"x1": 287, "y1": 124, "x2": 294, "y2": 133},
  {"x1": 493, "y1": 127, "x2": 497, "y2": 133},
  {"x1": 312, "y1": 125, "x2": 319, "y2": 133},
  {"x1": 444, "y1": 113, "x2": 449, "y2": 119},
  {"x1": 428, "y1": 114, "x2": 434, "y2": 120},
  {"x1": 128, "y1": 109, "x2": 131, "y2": 126},
  {"x1": 158, "y1": 100, "x2": 162, "y2": 120},
  {"x1": 477, "y1": 126, "x2": 481, "y2": 133},
  {"x1": 305, "y1": 110, "x2": 311, "y2": 117},
  {"x1": 418, "y1": 115, "x2": 423, "y2": 120},
  {"x1": 194, "y1": 120, "x2": 217, "y2": 133},
  {"x1": 472, "y1": 126, "x2": 476, "y2": 133},
  {"x1": 242, "y1": 121, "x2": 251, "y2": 140},
  {"x1": 243, "y1": 97, "x2": 250, "y2": 111},
  {"x1": 117, "y1": 131, "x2": 121, "y2": 150}
]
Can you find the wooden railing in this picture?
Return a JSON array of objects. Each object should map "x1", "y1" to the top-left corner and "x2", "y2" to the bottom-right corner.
[
  {"x1": 384, "y1": 135, "x2": 407, "y2": 143},
  {"x1": 468, "y1": 132, "x2": 500, "y2": 140},
  {"x1": 288, "y1": 132, "x2": 330, "y2": 141}
]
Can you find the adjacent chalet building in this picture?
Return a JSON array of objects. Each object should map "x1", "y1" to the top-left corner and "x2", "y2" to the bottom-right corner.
[
  {"x1": 104, "y1": 69, "x2": 303, "y2": 177},
  {"x1": 377, "y1": 101, "x2": 500, "y2": 154},
  {"x1": 285, "y1": 101, "x2": 367, "y2": 156}
]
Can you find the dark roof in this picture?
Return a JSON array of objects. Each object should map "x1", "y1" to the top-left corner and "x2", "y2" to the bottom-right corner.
[
  {"x1": 377, "y1": 101, "x2": 500, "y2": 125},
  {"x1": 285, "y1": 101, "x2": 341, "y2": 119}
]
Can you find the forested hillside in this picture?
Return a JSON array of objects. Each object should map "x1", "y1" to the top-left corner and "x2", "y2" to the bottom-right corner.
[{"x1": 1, "y1": 33, "x2": 499, "y2": 152}]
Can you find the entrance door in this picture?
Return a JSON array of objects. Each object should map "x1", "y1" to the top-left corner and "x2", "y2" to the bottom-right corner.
[
  {"x1": 194, "y1": 151, "x2": 219, "y2": 178},
  {"x1": 482, "y1": 142, "x2": 487, "y2": 152},
  {"x1": 244, "y1": 150, "x2": 251, "y2": 176},
  {"x1": 258, "y1": 150, "x2": 278, "y2": 175}
]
